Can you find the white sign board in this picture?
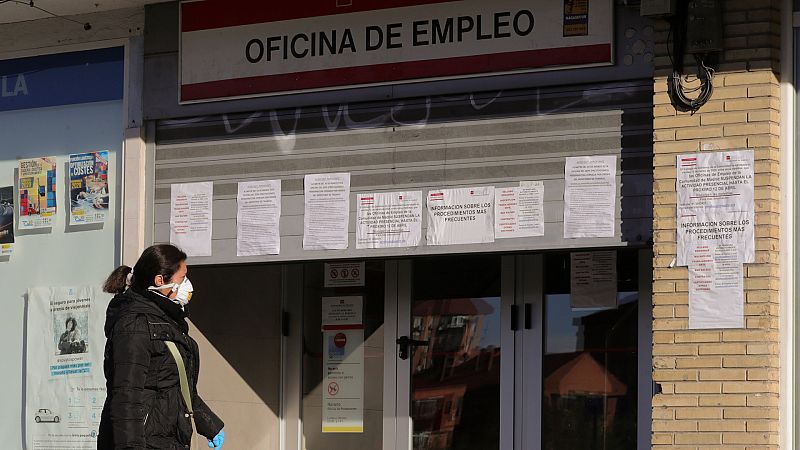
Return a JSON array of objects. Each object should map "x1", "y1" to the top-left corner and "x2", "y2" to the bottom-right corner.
[
  {"x1": 303, "y1": 173, "x2": 350, "y2": 250},
  {"x1": 170, "y1": 182, "x2": 213, "y2": 257},
  {"x1": 570, "y1": 251, "x2": 617, "y2": 309},
  {"x1": 236, "y1": 180, "x2": 281, "y2": 256},
  {"x1": 324, "y1": 262, "x2": 366, "y2": 288},
  {"x1": 427, "y1": 186, "x2": 495, "y2": 246},
  {"x1": 494, "y1": 181, "x2": 545, "y2": 239},
  {"x1": 322, "y1": 296, "x2": 363, "y2": 329},
  {"x1": 563, "y1": 155, "x2": 617, "y2": 238},
  {"x1": 26, "y1": 286, "x2": 110, "y2": 450},
  {"x1": 687, "y1": 242, "x2": 744, "y2": 329},
  {"x1": 356, "y1": 191, "x2": 422, "y2": 249},
  {"x1": 677, "y1": 150, "x2": 754, "y2": 266}
]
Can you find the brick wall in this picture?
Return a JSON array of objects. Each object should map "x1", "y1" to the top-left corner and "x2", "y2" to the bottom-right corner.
[{"x1": 650, "y1": 1, "x2": 782, "y2": 448}]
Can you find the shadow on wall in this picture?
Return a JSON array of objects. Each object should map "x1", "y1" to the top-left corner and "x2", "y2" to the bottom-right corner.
[{"x1": 186, "y1": 264, "x2": 284, "y2": 450}]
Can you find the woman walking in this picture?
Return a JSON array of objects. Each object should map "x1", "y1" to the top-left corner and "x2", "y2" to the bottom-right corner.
[{"x1": 97, "y1": 244, "x2": 225, "y2": 449}]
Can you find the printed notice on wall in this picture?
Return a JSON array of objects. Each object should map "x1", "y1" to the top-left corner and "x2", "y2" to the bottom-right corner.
[
  {"x1": 324, "y1": 262, "x2": 365, "y2": 288},
  {"x1": 237, "y1": 180, "x2": 281, "y2": 256},
  {"x1": 356, "y1": 191, "x2": 422, "y2": 249},
  {"x1": 563, "y1": 156, "x2": 617, "y2": 239},
  {"x1": 563, "y1": 0, "x2": 589, "y2": 36},
  {"x1": 322, "y1": 296, "x2": 364, "y2": 433},
  {"x1": 26, "y1": 286, "x2": 111, "y2": 449},
  {"x1": 677, "y1": 150, "x2": 754, "y2": 266},
  {"x1": 69, "y1": 151, "x2": 110, "y2": 225},
  {"x1": 304, "y1": 173, "x2": 350, "y2": 250},
  {"x1": 427, "y1": 186, "x2": 495, "y2": 246},
  {"x1": 19, "y1": 157, "x2": 57, "y2": 230},
  {"x1": 495, "y1": 181, "x2": 545, "y2": 239},
  {"x1": 688, "y1": 242, "x2": 744, "y2": 329},
  {"x1": 570, "y1": 251, "x2": 617, "y2": 309},
  {"x1": 0, "y1": 185, "x2": 14, "y2": 256},
  {"x1": 170, "y1": 182, "x2": 213, "y2": 257}
]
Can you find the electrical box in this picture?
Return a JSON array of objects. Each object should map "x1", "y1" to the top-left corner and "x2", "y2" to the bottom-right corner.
[
  {"x1": 686, "y1": 0, "x2": 723, "y2": 53},
  {"x1": 641, "y1": 0, "x2": 676, "y2": 17}
]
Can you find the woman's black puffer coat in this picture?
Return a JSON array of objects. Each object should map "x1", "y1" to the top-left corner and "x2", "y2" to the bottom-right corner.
[{"x1": 97, "y1": 287, "x2": 223, "y2": 449}]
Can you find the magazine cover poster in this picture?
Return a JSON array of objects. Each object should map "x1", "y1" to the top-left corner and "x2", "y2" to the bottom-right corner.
[
  {"x1": 19, "y1": 157, "x2": 57, "y2": 229},
  {"x1": 26, "y1": 286, "x2": 110, "y2": 450},
  {"x1": 69, "y1": 151, "x2": 109, "y2": 225},
  {"x1": 0, "y1": 186, "x2": 13, "y2": 256}
]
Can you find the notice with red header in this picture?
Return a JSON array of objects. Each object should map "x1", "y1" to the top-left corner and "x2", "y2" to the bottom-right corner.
[
  {"x1": 322, "y1": 296, "x2": 364, "y2": 433},
  {"x1": 356, "y1": 191, "x2": 422, "y2": 249},
  {"x1": 427, "y1": 186, "x2": 494, "y2": 246}
]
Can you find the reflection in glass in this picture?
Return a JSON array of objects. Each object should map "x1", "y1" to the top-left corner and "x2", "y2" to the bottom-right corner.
[{"x1": 542, "y1": 292, "x2": 639, "y2": 450}]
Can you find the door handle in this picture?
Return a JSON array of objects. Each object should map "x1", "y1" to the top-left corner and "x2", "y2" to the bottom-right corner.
[{"x1": 397, "y1": 335, "x2": 429, "y2": 360}]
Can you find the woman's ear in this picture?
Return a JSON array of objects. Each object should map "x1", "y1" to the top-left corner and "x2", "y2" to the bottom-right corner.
[{"x1": 154, "y1": 274, "x2": 164, "y2": 287}]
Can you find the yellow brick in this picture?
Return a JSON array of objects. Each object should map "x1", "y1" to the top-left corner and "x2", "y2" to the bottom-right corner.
[
  {"x1": 674, "y1": 382, "x2": 721, "y2": 394},
  {"x1": 723, "y1": 71, "x2": 777, "y2": 86},
  {"x1": 654, "y1": 319, "x2": 688, "y2": 330},
  {"x1": 723, "y1": 122, "x2": 772, "y2": 136},
  {"x1": 725, "y1": 97, "x2": 778, "y2": 111},
  {"x1": 747, "y1": 109, "x2": 779, "y2": 122},
  {"x1": 653, "y1": 280, "x2": 676, "y2": 293},
  {"x1": 747, "y1": 369, "x2": 778, "y2": 381},
  {"x1": 652, "y1": 293, "x2": 688, "y2": 305},
  {"x1": 746, "y1": 290, "x2": 778, "y2": 303},
  {"x1": 654, "y1": 115, "x2": 701, "y2": 129},
  {"x1": 698, "y1": 394, "x2": 747, "y2": 406},
  {"x1": 699, "y1": 369, "x2": 747, "y2": 381},
  {"x1": 674, "y1": 305, "x2": 688, "y2": 318},
  {"x1": 652, "y1": 306, "x2": 675, "y2": 319},
  {"x1": 652, "y1": 419, "x2": 698, "y2": 432},
  {"x1": 698, "y1": 343, "x2": 747, "y2": 355},
  {"x1": 723, "y1": 406, "x2": 776, "y2": 417},
  {"x1": 748, "y1": 134, "x2": 781, "y2": 148},
  {"x1": 746, "y1": 420, "x2": 779, "y2": 432},
  {"x1": 653, "y1": 205, "x2": 676, "y2": 218},
  {"x1": 654, "y1": 129, "x2": 676, "y2": 141},
  {"x1": 721, "y1": 432, "x2": 774, "y2": 445},
  {"x1": 700, "y1": 111, "x2": 748, "y2": 125},
  {"x1": 651, "y1": 433, "x2": 673, "y2": 444},
  {"x1": 653, "y1": 331, "x2": 675, "y2": 344},
  {"x1": 695, "y1": 100, "x2": 724, "y2": 113},
  {"x1": 674, "y1": 406, "x2": 722, "y2": 419},
  {"x1": 654, "y1": 267, "x2": 686, "y2": 280},
  {"x1": 747, "y1": 84, "x2": 780, "y2": 97},
  {"x1": 747, "y1": 394, "x2": 779, "y2": 407},
  {"x1": 721, "y1": 330, "x2": 776, "y2": 342},
  {"x1": 654, "y1": 369, "x2": 697, "y2": 382},
  {"x1": 674, "y1": 432, "x2": 721, "y2": 445},
  {"x1": 723, "y1": 356, "x2": 776, "y2": 368},
  {"x1": 722, "y1": 381, "x2": 777, "y2": 394},
  {"x1": 710, "y1": 86, "x2": 748, "y2": 99},
  {"x1": 653, "y1": 179, "x2": 676, "y2": 193},
  {"x1": 745, "y1": 344, "x2": 774, "y2": 355},
  {"x1": 698, "y1": 420, "x2": 746, "y2": 432},
  {"x1": 698, "y1": 137, "x2": 748, "y2": 150},
  {"x1": 654, "y1": 140, "x2": 699, "y2": 154},
  {"x1": 676, "y1": 126, "x2": 724, "y2": 140},
  {"x1": 654, "y1": 344, "x2": 697, "y2": 356},
  {"x1": 652, "y1": 394, "x2": 698, "y2": 407},
  {"x1": 654, "y1": 105, "x2": 676, "y2": 117},
  {"x1": 674, "y1": 331, "x2": 720, "y2": 343},
  {"x1": 653, "y1": 356, "x2": 677, "y2": 369}
]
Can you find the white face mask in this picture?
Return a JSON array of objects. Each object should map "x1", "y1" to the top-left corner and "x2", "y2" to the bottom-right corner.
[{"x1": 148, "y1": 277, "x2": 194, "y2": 307}]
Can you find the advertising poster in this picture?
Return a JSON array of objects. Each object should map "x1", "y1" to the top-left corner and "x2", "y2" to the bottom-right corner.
[
  {"x1": 356, "y1": 191, "x2": 422, "y2": 249},
  {"x1": 26, "y1": 286, "x2": 110, "y2": 450},
  {"x1": 236, "y1": 179, "x2": 281, "y2": 256},
  {"x1": 303, "y1": 173, "x2": 350, "y2": 250},
  {"x1": 687, "y1": 242, "x2": 744, "y2": 329},
  {"x1": 322, "y1": 296, "x2": 364, "y2": 433},
  {"x1": 19, "y1": 156, "x2": 57, "y2": 229},
  {"x1": 677, "y1": 150, "x2": 754, "y2": 266},
  {"x1": 570, "y1": 251, "x2": 617, "y2": 309},
  {"x1": 427, "y1": 186, "x2": 495, "y2": 246},
  {"x1": 69, "y1": 152, "x2": 110, "y2": 225},
  {"x1": 0, "y1": 185, "x2": 14, "y2": 256},
  {"x1": 563, "y1": 0, "x2": 589, "y2": 36},
  {"x1": 494, "y1": 181, "x2": 545, "y2": 239},
  {"x1": 563, "y1": 155, "x2": 617, "y2": 238},
  {"x1": 170, "y1": 182, "x2": 214, "y2": 257}
]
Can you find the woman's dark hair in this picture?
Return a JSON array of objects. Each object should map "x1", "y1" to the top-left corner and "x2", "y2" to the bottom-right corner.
[
  {"x1": 103, "y1": 244, "x2": 187, "y2": 294},
  {"x1": 65, "y1": 317, "x2": 77, "y2": 330}
]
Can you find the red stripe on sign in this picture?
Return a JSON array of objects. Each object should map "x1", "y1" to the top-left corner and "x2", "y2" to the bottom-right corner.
[
  {"x1": 181, "y1": 44, "x2": 611, "y2": 101},
  {"x1": 322, "y1": 324, "x2": 365, "y2": 331},
  {"x1": 181, "y1": 0, "x2": 459, "y2": 32}
]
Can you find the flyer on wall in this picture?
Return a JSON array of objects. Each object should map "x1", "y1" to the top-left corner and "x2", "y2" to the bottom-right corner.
[
  {"x1": 676, "y1": 150, "x2": 754, "y2": 266},
  {"x1": 69, "y1": 151, "x2": 110, "y2": 225},
  {"x1": 356, "y1": 191, "x2": 422, "y2": 249},
  {"x1": 25, "y1": 286, "x2": 111, "y2": 450},
  {"x1": 170, "y1": 182, "x2": 214, "y2": 257},
  {"x1": 494, "y1": 181, "x2": 545, "y2": 239},
  {"x1": 687, "y1": 242, "x2": 744, "y2": 329},
  {"x1": 236, "y1": 179, "x2": 281, "y2": 256},
  {"x1": 19, "y1": 157, "x2": 57, "y2": 229},
  {"x1": 321, "y1": 296, "x2": 364, "y2": 433},
  {"x1": 427, "y1": 186, "x2": 495, "y2": 246},
  {"x1": 563, "y1": 155, "x2": 617, "y2": 238},
  {"x1": 0, "y1": 185, "x2": 14, "y2": 256},
  {"x1": 303, "y1": 173, "x2": 350, "y2": 250}
]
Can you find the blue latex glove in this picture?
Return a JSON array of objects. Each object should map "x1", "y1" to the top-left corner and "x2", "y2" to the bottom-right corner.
[{"x1": 207, "y1": 429, "x2": 225, "y2": 449}]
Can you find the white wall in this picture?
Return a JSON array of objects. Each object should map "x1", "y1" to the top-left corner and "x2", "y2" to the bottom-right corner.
[{"x1": 0, "y1": 100, "x2": 123, "y2": 449}]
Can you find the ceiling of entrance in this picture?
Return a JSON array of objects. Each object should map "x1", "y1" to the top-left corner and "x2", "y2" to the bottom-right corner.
[{"x1": 0, "y1": 0, "x2": 162, "y2": 24}]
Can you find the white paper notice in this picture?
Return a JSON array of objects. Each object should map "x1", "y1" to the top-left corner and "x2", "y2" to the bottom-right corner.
[
  {"x1": 322, "y1": 295, "x2": 364, "y2": 433},
  {"x1": 427, "y1": 186, "x2": 495, "y2": 246},
  {"x1": 304, "y1": 173, "x2": 350, "y2": 250},
  {"x1": 563, "y1": 156, "x2": 617, "y2": 238},
  {"x1": 356, "y1": 191, "x2": 422, "y2": 249},
  {"x1": 571, "y1": 251, "x2": 617, "y2": 308},
  {"x1": 677, "y1": 150, "x2": 754, "y2": 266},
  {"x1": 495, "y1": 181, "x2": 545, "y2": 239},
  {"x1": 170, "y1": 182, "x2": 213, "y2": 257},
  {"x1": 688, "y1": 242, "x2": 744, "y2": 329},
  {"x1": 236, "y1": 180, "x2": 281, "y2": 256},
  {"x1": 324, "y1": 262, "x2": 365, "y2": 287}
]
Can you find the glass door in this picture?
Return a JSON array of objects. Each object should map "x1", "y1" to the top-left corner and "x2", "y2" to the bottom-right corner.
[{"x1": 396, "y1": 255, "x2": 515, "y2": 450}]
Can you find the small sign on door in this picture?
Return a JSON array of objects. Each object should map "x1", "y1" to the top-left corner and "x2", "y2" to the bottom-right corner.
[{"x1": 324, "y1": 262, "x2": 365, "y2": 287}]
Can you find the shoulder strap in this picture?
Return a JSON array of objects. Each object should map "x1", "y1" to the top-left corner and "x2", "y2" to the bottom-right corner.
[{"x1": 164, "y1": 341, "x2": 193, "y2": 415}]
